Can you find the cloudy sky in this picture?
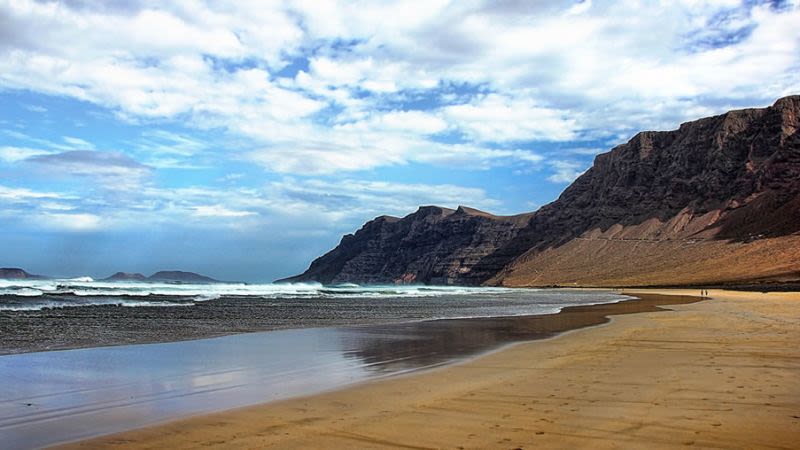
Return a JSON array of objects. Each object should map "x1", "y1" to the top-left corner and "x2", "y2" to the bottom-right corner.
[{"x1": 1, "y1": 0, "x2": 798, "y2": 281}]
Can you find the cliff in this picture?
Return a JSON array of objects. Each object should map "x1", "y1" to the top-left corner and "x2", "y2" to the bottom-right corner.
[
  {"x1": 280, "y1": 206, "x2": 532, "y2": 285},
  {"x1": 285, "y1": 96, "x2": 800, "y2": 287}
]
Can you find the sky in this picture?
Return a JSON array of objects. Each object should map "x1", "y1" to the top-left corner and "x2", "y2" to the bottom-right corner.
[{"x1": 0, "y1": 0, "x2": 798, "y2": 282}]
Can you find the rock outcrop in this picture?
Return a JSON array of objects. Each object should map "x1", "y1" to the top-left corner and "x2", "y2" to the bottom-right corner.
[
  {"x1": 0, "y1": 268, "x2": 44, "y2": 280},
  {"x1": 280, "y1": 206, "x2": 532, "y2": 285},
  {"x1": 103, "y1": 272, "x2": 147, "y2": 281},
  {"x1": 285, "y1": 96, "x2": 800, "y2": 287},
  {"x1": 147, "y1": 271, "x2": 218, "y2": 283}
]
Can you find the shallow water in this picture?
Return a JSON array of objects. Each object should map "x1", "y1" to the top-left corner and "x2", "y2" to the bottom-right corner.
[
  {"x1": 0, "y1": 292, "x2": 700, "y2": 449},
  {"x1": 0, "y1": 283, "x2": 627, "y2": 354}
]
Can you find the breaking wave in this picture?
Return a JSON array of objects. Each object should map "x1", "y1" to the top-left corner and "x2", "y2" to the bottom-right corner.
[{"x1": 0, "y1": 278, "x2": 526, "y2": 311}]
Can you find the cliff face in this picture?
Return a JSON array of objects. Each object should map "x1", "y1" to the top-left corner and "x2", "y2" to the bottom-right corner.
[
  {"x1": 281, "y1": 206, "x2": 532, "y2": 285},
  {"x1": 286, "y1": 96, "x2": 800, "y2": 287}
]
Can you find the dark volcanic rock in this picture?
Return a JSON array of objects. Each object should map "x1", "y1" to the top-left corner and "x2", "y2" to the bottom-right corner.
[
  {"x1": 285, "y1": 96, "x2": 800, "y2": 287},
  {"x1": 280, "y1": 206, "x2": 532, "y2": 285},
  {"x1": 0, "y1": 268, "x2": 44, "y2": 280},
  {"x1": 147, "y1": 271, "x2": 217, "y2": 283},
  {"x1": 103, "y1": 272, "x2": 147, "y2": 281},
  {"x1": 511, "y1": 95, "x2": 800, "y2": 250}
]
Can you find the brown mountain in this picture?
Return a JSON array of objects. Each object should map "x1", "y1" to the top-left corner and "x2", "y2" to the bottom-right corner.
[
  {"x1": 280, "y1": 206, "x2": 532, "y2": 285},
  {"x1": 103, "y1": 272, "x2": 147, "y2": 281},
  {"x1": 0, "y1": 268, "x2": 45, "y2": 280},
  {"x1": 147, "y1": 271, "x2": 218, "y2": 283},
  {"x1": 284, "y1": 96, "x2": 800, "y2": 287}
]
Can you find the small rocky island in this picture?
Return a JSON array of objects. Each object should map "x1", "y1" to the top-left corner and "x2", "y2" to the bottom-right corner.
[
  {"x1": 104, "y1": 271, "x2": 219, "y2": 283},
  {"x1": 0, "y1": 268, "x2": 44, "y2": 280}
]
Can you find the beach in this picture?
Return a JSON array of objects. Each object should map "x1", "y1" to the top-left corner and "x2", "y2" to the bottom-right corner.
[
  {"x1": 57, "y1": 289, "x2": 800, "y2": 449},
  {"x1": 1, "y1": 290, "x2": 677, "y2": 448}
]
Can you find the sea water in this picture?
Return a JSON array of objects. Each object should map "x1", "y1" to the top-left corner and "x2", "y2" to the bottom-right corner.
[{"x1": 0, "y1": 279, "x2": 629, "y2": 354}]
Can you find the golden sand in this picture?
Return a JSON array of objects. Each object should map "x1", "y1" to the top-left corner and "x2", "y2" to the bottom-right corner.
[{"x1": 60, "y1": 289, "x2": 800, "y2": 449}]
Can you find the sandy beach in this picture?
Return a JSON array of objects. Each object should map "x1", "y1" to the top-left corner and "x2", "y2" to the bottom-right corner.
[{"x1": 59, "y1": 289, "x2": 800, "y2": 449}]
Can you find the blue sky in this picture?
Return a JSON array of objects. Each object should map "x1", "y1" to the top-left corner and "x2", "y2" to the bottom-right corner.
[{"x1": 1, "y1": 0, "x2": 798, "y2": 281}]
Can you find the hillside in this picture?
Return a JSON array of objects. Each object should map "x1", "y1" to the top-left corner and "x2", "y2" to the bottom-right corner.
[
  {"x1": 103, "y1": 272, "x2": 147, "y2": 281},
  {"x1": 0, "y1": 268, "x2": 44, "y2": 280},
  {"x1": 285, "y1": 96, "x2": 800, "y2": 287},
  {"x1": 147, "y1": 271, "x2": 218, "y2": 283},
  {"x1": 280, "y1": 206, "x2": 532, "y2": 285}
]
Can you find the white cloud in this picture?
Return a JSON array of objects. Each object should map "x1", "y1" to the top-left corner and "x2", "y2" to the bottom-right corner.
[
  {"x1": 42, "y1": 213, "x2": 102, "y2": 232},
  {"x1": 247, "y1": 132, "x2": 545, "y2": 175},
  {"x1": 0, "y1": 0, "x2": 797, "y2": 177},
  {"x1": 0, "y1": 132, "x2": 101, "y2": 153},
  {"x1": 61, "y1": 136, "x2": 95, "y2": 150},
  {"x1": 442, "y1": 94, "x2": 577, "y2": 142},
  {"x1": 0, "y1": 146, "x2": 52, "y2": 162},
  {"x1": 1, "y1": 175, "x2": 501, "y2": 233},
  {"x1": 265, "y1": 178, "x2": 501, "y2": 220},
  {"x1": 547, "y1": 160, "x2": 588, "y2": 184},
  {"x1": 191, "y1": 205, "x2": 257, "y2": 218},
  {"x1": 23, "y1": 104, "x2": 47, "y2": 113},
  {"x1": 337, "y1": 110, "x2": 449, "y2": 135},
  {"x1": 0, "y1": 184, "x2": 68, "y2": 201},
  {"x1": 137, "y1": 130, "x2": 207, "y2": 156}
]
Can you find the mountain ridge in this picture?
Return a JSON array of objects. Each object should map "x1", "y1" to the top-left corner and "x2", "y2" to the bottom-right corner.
[
  {"x1": 284, "y1": 95, "x2": 800, "y2": 287},
  {"x1": 0, "y1": 268, "x2": 45, "y2": 280},
  {"x1": 0, "y1": 269, "x2": 219, "y2": 283}
]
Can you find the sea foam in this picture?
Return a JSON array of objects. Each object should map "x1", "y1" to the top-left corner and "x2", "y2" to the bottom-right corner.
[{"x1": 0, "y1": 278, "x2": 524, "y2": 311}]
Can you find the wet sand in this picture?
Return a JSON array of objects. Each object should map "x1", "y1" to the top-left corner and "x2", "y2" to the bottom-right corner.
[{"x1": 57, "y1": 289, "x2": 800, "y2": 449}]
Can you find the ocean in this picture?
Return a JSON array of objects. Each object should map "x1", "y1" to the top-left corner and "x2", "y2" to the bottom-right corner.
[{"x1": 0, "y1": 278, "x2": 629, "y2": 354}]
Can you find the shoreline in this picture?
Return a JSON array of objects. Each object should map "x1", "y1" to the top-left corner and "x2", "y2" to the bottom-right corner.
[
  {"x1": 57, "y1": 289, "x2": 800, "y2": 449},
  {"x1": 1, "y1": 292, "x2": 692, "y2": 449},
  {"x1": 4, "y1": 283, "x2": 799, "y2": 356},
  {"x1": 0, "y1": 288, "x2": 624, "y2": 356}
]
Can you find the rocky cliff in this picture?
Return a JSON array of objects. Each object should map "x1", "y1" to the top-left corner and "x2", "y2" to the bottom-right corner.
[
  {"x1": 285, "y1": 96, "x2": 800, "y2": 287},
  {"x1": 281, "y1": 206, "x2": 532, "y2": 285}
]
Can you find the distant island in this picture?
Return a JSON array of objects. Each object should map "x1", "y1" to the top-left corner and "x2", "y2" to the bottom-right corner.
[
  {"x1": 103, "y1": 272, "x2": 148, "y2": 281},
  {"x1": 103, "y1": 270, "x2": 219, "y2": 283},
  {"x1": 284, "y1": 95, "x2": 800, "y2": 288},
  {"x1": 142, "y1": 271, "x2": 218, "y2": 283},
  {"x1": 0, "y1": 268, "x2": 218, "y2": 283},
  {"x1": 0, "y1": 268, "x2": 45, "y2": 280}
]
